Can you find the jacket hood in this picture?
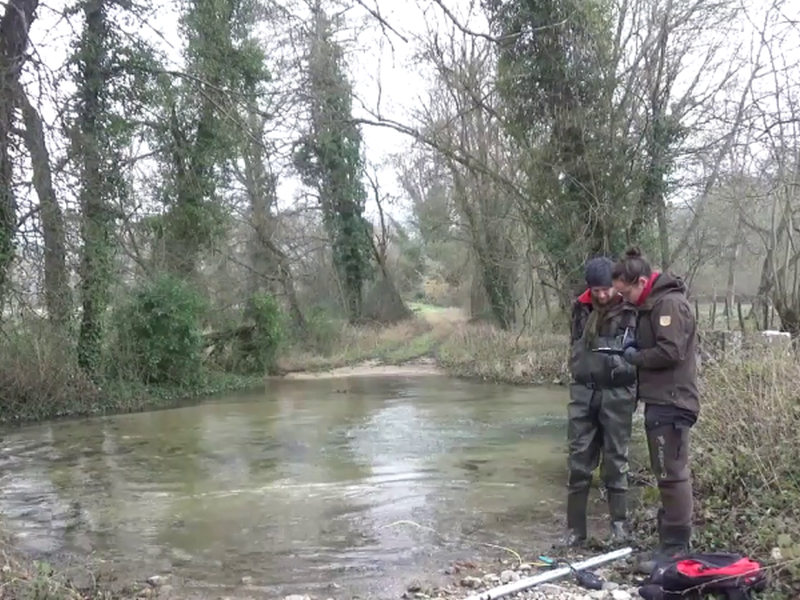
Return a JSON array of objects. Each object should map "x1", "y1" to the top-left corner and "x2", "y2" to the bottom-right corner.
[
  {"x1": 576, "y1": 288, "x2": 627, "y2": 314},
  {"x1": 640, "y1": 271, "x2": 688, "y2": 308}
]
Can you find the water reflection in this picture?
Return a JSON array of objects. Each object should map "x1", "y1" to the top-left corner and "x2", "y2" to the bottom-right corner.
[{"x1": 0, "y1": 376, "x2": 569, "y2": 599}]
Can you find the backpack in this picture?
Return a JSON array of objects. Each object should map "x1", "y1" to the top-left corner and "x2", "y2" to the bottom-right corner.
[{"x1": 638, "y1": 552, "x2": 768, "y2": 600}]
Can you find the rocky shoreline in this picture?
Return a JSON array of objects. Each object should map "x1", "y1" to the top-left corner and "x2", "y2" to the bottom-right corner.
[
  {"x1": 402, "y1": 558, "x2": 642, "y2": 600},
  {"x1": 280, "y1": 555, "x2": 644, "y2": 600}
]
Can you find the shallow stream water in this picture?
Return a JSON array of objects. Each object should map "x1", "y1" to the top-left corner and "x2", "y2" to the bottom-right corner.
[{"x1": 0, "y1": 374, "x2": 574, "y2": 599}]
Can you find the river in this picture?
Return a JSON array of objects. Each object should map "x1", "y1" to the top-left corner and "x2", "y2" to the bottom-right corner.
[{"x1": 0, "y1": 374, "x2": 573, "y2": 599}]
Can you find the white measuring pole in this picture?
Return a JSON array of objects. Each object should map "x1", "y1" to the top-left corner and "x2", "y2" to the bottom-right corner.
[{"x1": 464, "y1": 546, "x2": 634, "y2": 600}]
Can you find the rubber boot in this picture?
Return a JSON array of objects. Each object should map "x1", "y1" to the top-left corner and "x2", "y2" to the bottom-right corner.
[
  {"x1": 636, "y1": 509, "x2": 663, "y2": 574},
  {"x1": 637, "y1": 522, "x2": 692, "y2": 575},
  {"x1": 607, "y1": 490, "x2": 629, "y2": 545},
  {"x1": 560, "y1": 487, "x2": 589, "y2": 547}
]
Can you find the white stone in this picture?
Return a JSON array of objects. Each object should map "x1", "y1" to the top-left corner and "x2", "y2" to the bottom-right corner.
[
  {"x1": 146, "y1": 576, "x2": 166, "y2": 588},
  {"x1": 500, "y1": 570, "x2": 520, "y2": 583},
  {"x1": 538, "y1": 583, "x2": 568, "y2": 594},
  {"x1": 460, "y1": 576, "x2": 482, "y2": 589},
  {"x1": 602, "y1": 581, "x2": 619, "y2": 590}
]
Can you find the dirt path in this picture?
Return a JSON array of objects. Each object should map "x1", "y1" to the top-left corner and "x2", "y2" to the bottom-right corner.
[
  {"x1": 278, "y1": 357, "x2": 444, "y2": 380},
  {"x1": 275, "y1": 305, "x2": 467, "y2": 381}
]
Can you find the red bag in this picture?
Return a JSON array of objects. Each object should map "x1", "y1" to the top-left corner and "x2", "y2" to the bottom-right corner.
[{"x1": 638, "y1": 552, "x2": 768, "y2": 600}]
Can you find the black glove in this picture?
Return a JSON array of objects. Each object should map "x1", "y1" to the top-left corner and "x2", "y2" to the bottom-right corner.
[{"x1": 623, "y1": 345, "x2": 640, "y2": 364}]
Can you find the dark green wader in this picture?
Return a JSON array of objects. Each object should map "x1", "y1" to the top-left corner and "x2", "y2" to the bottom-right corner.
[
  {"x1": 564, "y1": 295, "x2": 637, "y2": 547},
  {"x1": 564, "y1": 380, "x2": 636, "y2": 546}
]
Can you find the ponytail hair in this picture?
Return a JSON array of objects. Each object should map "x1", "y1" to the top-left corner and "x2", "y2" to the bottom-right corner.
[{"x1": 612, "y1": 246, "x2": 652, "y2": 284}]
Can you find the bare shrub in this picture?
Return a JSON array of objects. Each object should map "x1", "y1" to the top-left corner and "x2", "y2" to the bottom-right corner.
[
  {"x1": 0, "y1": 322, "x2": 101, "y2": 423},
  {"x1": 436, "y1": 323, "x2": 569, "y2": 384},
  {"x1": 690, "y1": 352, "x2": 800, "y2": 592}
]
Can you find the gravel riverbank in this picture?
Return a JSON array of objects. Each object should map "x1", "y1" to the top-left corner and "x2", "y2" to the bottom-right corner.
[{"x1": 398, "y1": 559, "x2": 643, "y2": 600}]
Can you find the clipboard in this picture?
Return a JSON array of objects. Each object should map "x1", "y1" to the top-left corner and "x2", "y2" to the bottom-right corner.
[{"x1": 592, "y1": 347, "x2": 626, "y2": 356}]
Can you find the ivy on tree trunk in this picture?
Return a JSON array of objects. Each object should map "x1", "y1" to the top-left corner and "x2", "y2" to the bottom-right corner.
[{"x1": 294, "y1": 1, "x2": 372, "y2": 323}]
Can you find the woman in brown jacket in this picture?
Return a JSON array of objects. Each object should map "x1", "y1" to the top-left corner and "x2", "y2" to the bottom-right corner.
[{"x1": 612, "y1": 247, "x2": 699, "y2": 574}]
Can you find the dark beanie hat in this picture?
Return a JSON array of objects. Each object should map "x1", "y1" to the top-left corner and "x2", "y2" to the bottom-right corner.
[{"x1": 585, "y1": 256, "x2": 614, "y2": 288}]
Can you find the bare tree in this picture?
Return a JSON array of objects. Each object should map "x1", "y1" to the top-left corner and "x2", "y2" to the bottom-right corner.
[
  {"x1": 411, "y1": 26, "x2": 520, "y2": 328},
  {"x1": 0, "y1": 0, "x2": 39, "y2": 305}
]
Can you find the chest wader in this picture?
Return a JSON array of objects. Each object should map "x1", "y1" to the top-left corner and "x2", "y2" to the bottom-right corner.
[{"x1": 562, "y1": 382, "x2": 634, "y2": 547}]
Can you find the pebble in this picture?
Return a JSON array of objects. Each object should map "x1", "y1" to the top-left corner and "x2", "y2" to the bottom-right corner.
[
  {"x1": 283, "y1": 595, "x2": 311, "y2": 600},
  {"x1": 146, "y1": 575, "x2": 166, "y2": 588},
  {"x1": 460, "y1": 576, "x2": 482, "y2": 589},
  {"x1": 501, "y1": 569, "x2": 520, "y2": 583}
]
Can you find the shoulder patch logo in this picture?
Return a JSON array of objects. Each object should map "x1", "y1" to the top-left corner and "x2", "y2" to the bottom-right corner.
[{"x1": 659, "y1": 315, "x2": 672, "y2": 326}]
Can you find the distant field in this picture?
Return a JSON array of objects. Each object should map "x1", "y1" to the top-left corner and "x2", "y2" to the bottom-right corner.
[
  {"x1": 692, "y1": 299, "x2": 784, "y2": 331},
  {"x1": 406, "y1": 299, "x2": 782, "y2": 332},
  {"x1": 407, "y1": 301, "x2": 448, "y2": 314}
]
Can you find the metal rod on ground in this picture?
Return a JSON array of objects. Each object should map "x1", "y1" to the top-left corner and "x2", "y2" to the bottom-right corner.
[{"x1": 464, "y1": 546, "x2": 633, "y2": 600}]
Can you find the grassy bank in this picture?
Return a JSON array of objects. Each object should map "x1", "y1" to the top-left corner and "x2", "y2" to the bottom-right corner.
[
  {"x1": 0, "y1": 332, "x2": 266, "y2": 426},
  {"x1": 279, "y1": 303, "x2": 569, "y2": 384},
  {"x1": 690, "y1": 356, "x2": 800, "y2": 597},
  {"x1": 0, "y1": 344, "x2": 265, "y2": 426},
  {"x1": 0, "y1": 302, "x2": 565, "y2": 425}
]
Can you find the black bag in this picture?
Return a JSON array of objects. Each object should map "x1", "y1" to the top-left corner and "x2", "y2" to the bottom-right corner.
[{"x1": 638, "y1": 552, "x2": 768, "y2": 600}]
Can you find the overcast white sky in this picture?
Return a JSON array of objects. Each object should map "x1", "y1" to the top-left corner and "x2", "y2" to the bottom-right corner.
[{"x1": 19, "y1": 0, "x2": 800, "y2": 225}]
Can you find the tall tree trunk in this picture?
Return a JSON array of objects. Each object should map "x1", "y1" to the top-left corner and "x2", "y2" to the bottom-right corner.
[
  {"x1": 0, "y1": 0, "x2": 39, "y2": 307},
  {"x1": 725, "y1": 210, "x2": 745, "y2": 319},
  {"x1": 76, "y1": 0, "x2": 112, "y2": 376},
  {"x1": 241, "y1": 111, "x2": 306, "y2": 332},
  {"x1": 242, "y1": 112, "x2": 277, "y2": 297},
  {"x1": 16, "y1": 86, "x2": 71, "y2": 328}
]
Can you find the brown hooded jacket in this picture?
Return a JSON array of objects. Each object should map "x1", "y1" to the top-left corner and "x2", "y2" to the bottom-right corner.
[{"x1": 626, "y1": 271, "x2": 700, "y2": 415}]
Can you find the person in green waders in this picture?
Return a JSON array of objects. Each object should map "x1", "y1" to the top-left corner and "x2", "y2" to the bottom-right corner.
[
  {"x1": 612, "y1": 247, "x2": 699, "y2": 574},
  {"x1": 562, "y1": 257, "x2": 638, "y2": 547}
]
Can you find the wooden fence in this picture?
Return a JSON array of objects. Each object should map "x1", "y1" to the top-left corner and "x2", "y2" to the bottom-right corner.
[{"x1": 692, "y1": 295, "x2": 779, "y2": 332}]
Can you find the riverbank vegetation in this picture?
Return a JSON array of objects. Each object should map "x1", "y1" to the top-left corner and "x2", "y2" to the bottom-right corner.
[{"x1": 2, "y1": 0, "x2": 800, "y2": 595}]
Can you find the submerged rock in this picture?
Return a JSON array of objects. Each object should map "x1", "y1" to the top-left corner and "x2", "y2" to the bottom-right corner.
[{"x1": 459, "y1": 576, "x2": 482, "y2": 589}]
